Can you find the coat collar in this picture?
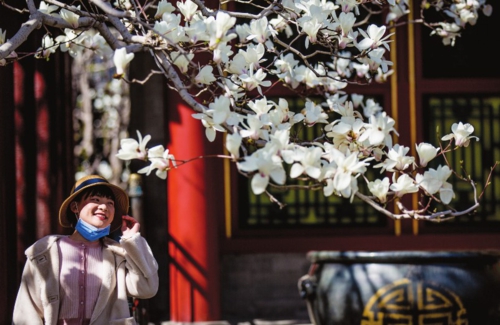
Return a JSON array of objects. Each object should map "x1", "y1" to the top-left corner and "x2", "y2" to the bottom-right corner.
[{"x1": 25, "y1": 235, "x2": 65, "y2": 259}]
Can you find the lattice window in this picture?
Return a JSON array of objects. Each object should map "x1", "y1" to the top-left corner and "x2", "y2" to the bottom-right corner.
[
  {"x1": 237, "y1": 97, "x2": 387, "y2": 229},
  {"x1": 423, "y1": 95, "x2": 500, "y2": 224}
]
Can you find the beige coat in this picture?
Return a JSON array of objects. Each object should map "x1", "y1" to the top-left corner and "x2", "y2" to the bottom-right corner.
[{"x1": 12, "y1": 233, "x2": 159, "y2": 325}]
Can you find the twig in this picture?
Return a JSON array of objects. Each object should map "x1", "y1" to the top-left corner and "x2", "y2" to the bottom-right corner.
[{"x1": 130, "y1": 70, "x2": 164, "y2": 84}]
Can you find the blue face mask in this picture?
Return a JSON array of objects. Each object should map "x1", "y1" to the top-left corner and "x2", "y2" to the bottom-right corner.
[{"x1": 75, "y1": 218, "x2": 110, "y2": 241}]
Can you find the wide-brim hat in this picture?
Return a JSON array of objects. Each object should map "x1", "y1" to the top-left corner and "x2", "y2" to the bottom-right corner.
[{"x1": 59, "y1": 175, "x2": 129, "y2": 232}]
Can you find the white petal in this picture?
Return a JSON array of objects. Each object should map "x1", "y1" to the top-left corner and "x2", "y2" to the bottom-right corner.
[
  {"x1": 290, "y1": 163, "x2": 305, "y2": 178},
  {"x1": 323, "y1": 179, "x2": 335, "y2": 197},
  {"x1": 333, "y1": 172, "x2": 351, "y2": 191},
  {"x1": 305, "y1": 166, "x2": 321, "y2": 179},
  {"x1": 251, "y1": 173, "x2": 269, "y2": 195},
  {"x1": 270, "y1": 168, "x2": 286, "y2": 185},
  {"x1": 206, "y1": 127, "x2": 216, "y2": 142},
  {"x1": 439, "y1": 182, "x2": 455, "y2": 204}
]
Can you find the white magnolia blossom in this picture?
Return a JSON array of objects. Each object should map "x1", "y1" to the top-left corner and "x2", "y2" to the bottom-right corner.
[
  {"x1": 55, "y1": 28, "x2": 86, "y2": 58},
  {"x1": 113, "y1": 48, "x2": 134, "y2": 77},
  {"x1": 226, "y1": 131, "x2": 242, "y2": 159},
  {"x1": 192, "y1": 113, "x2": 225, "y2": 142},
  {"x1": 390, "y1": 173, "x2": 419, "y2": 197},
  {"x1": 195, "y1": 65, "x2": 216, "y2": 85},
  {"x1": 415, "y1": 142, "x2": 439, "y2": 167},
  {"x1": 35, "y1": 35, "x2": 57, "y2": 60},
  {"x1": 356, "y1": 24, "x2": 392, "y2": 51},
  {"x1": 38, "y1": 1, "x2": 59, "y2": 16},
  {"x1": 237, "y1": 148, "x2": 286, "y2": 195},
  {"x1": 116, "y1": 130, "x2": 151, "y2": 160},
  {"x1": 431, "y1": 22, "x2": 461, "y2": 46},
  {"x1": 138, "y1": 145, "x2": 177, "y2": 179},
  {"x1": 441, "y1": 122, "x2": 479, "y2": 147},
  {"x1": 155, "y1": 0, "x2": 175, "y2": 19},
  {"x1": 170, "y1": 51, "x2": 194, "y2": 73},
  {"x1": 238, "y1": 66, "x2": 272, "y2": 95},
  {"x1": 1, "y1": 0, "x2": 494, "y2": 222},
  {"x1": 206, "y1": 95, "x2": 232, "y2": 125},
  {"x1": 368, "y1": 177, "x2": 390, "y2": 203},
  {"x1": 416, "y1": 165, "x2": 455, "y2": 204},
  {"x1": 60, "y1": 7, "x2": 80, "y2": 28},
  {"x1": 177, "y1": 0, "x2": 198, "y2": 22},
  {"x1": 374, "y1": 144, "x2": 415, "y2": 173},
  {"x1": 386, "y1": 0, "x2": 410, "y2": 23}
]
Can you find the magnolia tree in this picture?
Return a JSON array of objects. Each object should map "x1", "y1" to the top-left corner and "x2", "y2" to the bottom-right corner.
[{"x1": 0, "y1": 0, "x2": 495, "y2": 222}]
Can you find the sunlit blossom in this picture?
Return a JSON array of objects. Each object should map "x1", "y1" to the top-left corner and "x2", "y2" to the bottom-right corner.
[
  {"x1": 248, "y1": 97, "x2": 273, "y2": 117},
  {"x1": 60, "y1": 7, "x2": 80, "y2": 28},
  {"x1": 416, "y1": 165, "x2": 454, "y2": 204},
  {"x1": 38, "y1": 1, "x2": 59, "y2": 16},
  {"x1": 415, "y1": 142, "x2": 439, "y2": 167},
  {"x1": 441, "y1": 122, "x2": 479, "y2": 147},
  {"x1": 289, "y1": 147, "x2": 323, "y2": 179},
  {"x1": 207, "y1": 95, "x2": 237, "y2": 125},
  {"x1": 357, "y1": 24, "x2": 392, "y2": 51},
  {"x1": 177, "y1": 0, "x2": 198, "y2": 21},
  {"x1": 226, "y1": 130, "x2": 242, "y2": 159},
  {"x1": 237, "y1": 149, "x2": 286, "y2": 194},
  {"x1": 138, "y1": 145, "x2": 177, "y2": 179},
  {"x1": 240, "y1": 115, "x2": 269, "y2": 141},
  {"x1": 367, "y1": 177, "x2": 390, "y2": 203},
  {"x1": 238, "y1": 66, "x2": 272, "y2": 96},
  {"x1": 192, "y1": 113, "x2": 226, "y2": 142},
  {"x1": 390, "y1": 173, "x2": 418, "y2": 197},
  {"x1": 155, "y1": 0, "x2": 175, "y2": 18},
  {"x1": 55, "y1": 28, "x2": 87, "y2": 58},
  {"x1": 170, "y1": 51, "x2": 194, "y2": 73},
  {"x1": 246, "y1": 17, "x2": 273, "y2": 44},
  {"x1": 113, "y1": 47, "x2": 135, "y2": 78},
  {"x1": 301, "y1": 101, "x2": 329, "y2": 126},
  {"x1": 195, "y1": 65, "x2": 216, "y2": 85},
  {"x1": 116, "y1": 130, "x2": 151, "y2": 160},
  {"x1": 374, "y1": 144, "x2": 415, "y2": 173},
  {"x1": 35, "y1": 35, "x2": 58, "y2": 60}
]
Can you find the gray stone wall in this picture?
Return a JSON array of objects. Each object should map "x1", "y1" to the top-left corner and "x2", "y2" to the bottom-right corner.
[{"x1": 220, "y1": 253, "x2": 312, "y2": 324}]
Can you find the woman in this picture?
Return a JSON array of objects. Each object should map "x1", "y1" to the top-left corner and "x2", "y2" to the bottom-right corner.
[{"x1": 13, "y1": 175, "x2": 159, "y2": 325}]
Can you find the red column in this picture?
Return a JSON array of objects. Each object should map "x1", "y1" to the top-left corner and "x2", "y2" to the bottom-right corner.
[
  {"x1": 167, "y1": 100, "x2": 220, "y2": 321},
  {"x1": 34, "y1": 70, "x2": 51, "y2": 238}
]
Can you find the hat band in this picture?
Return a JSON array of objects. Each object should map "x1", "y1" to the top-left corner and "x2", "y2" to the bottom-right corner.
[{"x1": 73, "y1": 178, "x2": 109, "y2": 193}]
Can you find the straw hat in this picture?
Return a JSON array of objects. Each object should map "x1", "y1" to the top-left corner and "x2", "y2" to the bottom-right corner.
[{"x1": 59, "y1": 175, "x2": 129, "y2": 232}]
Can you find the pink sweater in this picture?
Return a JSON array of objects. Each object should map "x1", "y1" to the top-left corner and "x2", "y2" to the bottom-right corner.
[{"x1": 57, "y1": 236, "x2": 104, "y2": 325}]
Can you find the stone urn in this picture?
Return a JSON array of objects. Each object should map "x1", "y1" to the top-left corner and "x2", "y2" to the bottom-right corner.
[{"x1": 298, "y1": 251, "x2": 500, "y2": 324}]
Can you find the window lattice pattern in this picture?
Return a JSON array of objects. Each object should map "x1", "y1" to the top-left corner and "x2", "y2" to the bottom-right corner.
[
  {"x1": 423, "y1": 95, "x2": 500, "y2": 224},
  {"x1": 237, "y1": 97, "x2": 387, "y2": 229}
]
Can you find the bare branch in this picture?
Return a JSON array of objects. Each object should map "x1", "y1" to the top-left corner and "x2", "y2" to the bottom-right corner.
[
  {"x1": 153, "y1": 50, "x2": 208, "y2": 114},
  {"x1": 129, "y1": 69, "x2": 164, "y2": 84},
  {"x1": 90, "y1": 0, "x2": 130, "y2": 18},
  {"x1": 0, "y1": 16, "x2": 40, "y2": 60}
]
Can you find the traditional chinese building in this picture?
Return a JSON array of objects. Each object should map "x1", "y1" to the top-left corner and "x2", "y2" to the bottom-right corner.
[{"x1": 1, "y1": 1, "x2": 500, "y2": 324}]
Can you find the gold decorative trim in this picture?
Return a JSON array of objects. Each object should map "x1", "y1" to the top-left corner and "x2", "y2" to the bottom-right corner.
[
  {"x1": 408, "y1": 0, "x2": 419, "y2": 235},
  {"x1": 390, "y1": 25, "x2": 401, "y2": 236},
  {"x1": 223, "y1": 133, "x2": 232, "y2": 238},
  {"x1": 361, "y1": 278, "x2": 468, "y2": 325}
]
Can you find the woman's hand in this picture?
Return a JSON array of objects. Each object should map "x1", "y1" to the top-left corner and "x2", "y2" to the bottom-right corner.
[{"x1": 121, "y1": 215, "x2": 140, "y2": 238}]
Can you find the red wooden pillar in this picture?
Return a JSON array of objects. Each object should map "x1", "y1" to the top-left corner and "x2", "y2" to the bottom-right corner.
[
  {"x1": 167, "y1": 98, "x2": 221, "y2": 321},
  {"x1": 34, "y1": 70, "x2": 52, "y2": 238}
]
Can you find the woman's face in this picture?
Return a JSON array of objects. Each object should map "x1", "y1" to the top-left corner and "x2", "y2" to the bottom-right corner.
[{"x1": 74, "y1": 194, "x2": 115, "y2": 229}]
